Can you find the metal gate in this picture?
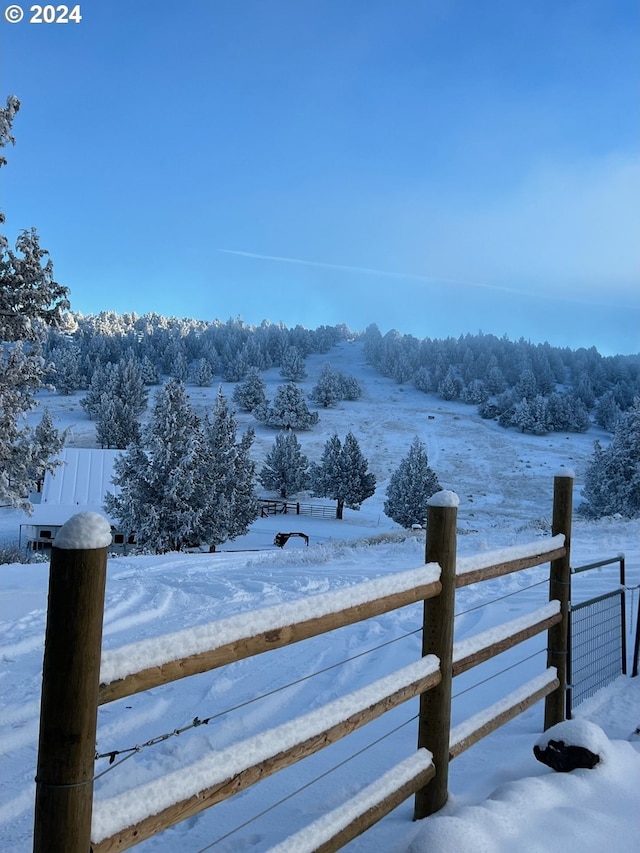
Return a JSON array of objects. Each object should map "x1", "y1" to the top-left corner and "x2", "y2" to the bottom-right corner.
[{"x1": 567, "y1": 556, "x2": 627, "y2": 718}]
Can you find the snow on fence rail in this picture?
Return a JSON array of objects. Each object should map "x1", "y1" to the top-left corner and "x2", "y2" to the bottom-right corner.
[{"x1": 32, "y1": 475, "x2": 574, "y2": 853}]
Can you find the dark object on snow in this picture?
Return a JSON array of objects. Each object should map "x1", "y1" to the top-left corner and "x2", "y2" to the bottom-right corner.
[
  {"x1": 533, "y1": 739, "x2": 600, "y2": 772},
  {"x1": 274, "y1": 532, "x2": 309, "y2": 548}
]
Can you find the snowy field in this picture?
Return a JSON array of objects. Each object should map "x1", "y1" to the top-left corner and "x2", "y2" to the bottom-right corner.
[{"x1": 1, "y1": 341, "x2": 639, "y2": 852}]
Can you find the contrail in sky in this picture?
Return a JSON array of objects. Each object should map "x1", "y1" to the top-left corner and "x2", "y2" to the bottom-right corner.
[
  {"x1": 214, "y1": 248, "x2": 522, "y2": 296},
  {"x1": 214, "y1": 248, "x2": 633, "y2": 310}
]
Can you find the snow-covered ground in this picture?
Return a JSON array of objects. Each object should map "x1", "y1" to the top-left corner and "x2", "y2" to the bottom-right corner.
[{"x1": 1, "y1": 341, "x2": 639, "y2": 852}]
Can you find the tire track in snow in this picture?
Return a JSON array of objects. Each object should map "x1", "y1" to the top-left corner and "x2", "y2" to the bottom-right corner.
[{"x1": 102, "y1": 588, "x2": 175, "y2": 637}]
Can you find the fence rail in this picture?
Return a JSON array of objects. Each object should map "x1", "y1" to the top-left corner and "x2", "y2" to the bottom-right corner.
[{"x1": 33, "y1": 476, "x2": 577, "y2": 853}]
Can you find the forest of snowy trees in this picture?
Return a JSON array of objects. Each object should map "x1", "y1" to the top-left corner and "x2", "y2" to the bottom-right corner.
[{"x1": 1, "y1": 302, "x2": 638, "y2": 548}]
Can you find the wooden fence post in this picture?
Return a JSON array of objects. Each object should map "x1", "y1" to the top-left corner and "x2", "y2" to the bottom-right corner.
[
  {"x1": 414, "y1": 490, "x2": 458, "y2": 820},
  {"x1": 33, "y1": 513, "x2": 111, "y2": 853},
  {"x1": 544, "y1": 473, "x2": 573, "y2": 730}
]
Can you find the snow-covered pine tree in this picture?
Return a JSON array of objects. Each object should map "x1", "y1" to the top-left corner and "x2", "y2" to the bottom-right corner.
[
  {"x1": 106, "y1": 380, "x2": 204, "y2": 552},
  {"x1": 254, "y1": 383, "x2": 319, "y2": 430},
  {"x1": 81, "y1": 362, "x2": 117, "y2": 419},
  {"x1": 384, "y1": 436, "x2": 440, "y2": 528},
  {"x1": 309, "y1": 364, "x2": 362, "y2": 407},
  {"x1": 280, "y1": 346, "x2": 307, "y2": 381},
  {"x1": 227, "y1": 426, "x2": 258, "y2": 540},
  {"x1": 339, "y1": 431, "x2": 376, "y2": 513},
  {"x1": 339, "y1": 372, "x2": 362, "y2": 401},
  {"x1": 1, "y1": 99, "x2": 71, "y2": 508},
  {"x1": 47, "y1": 342, "x2": 81, "y2": 395},
  {"x1": 82, "y1": 356, "x2": 147, "y2": 422},
  {"x1": 140, "y1": 354, "x2": 160, "y2": 385},
  {"x1": 310, "y1": 364, "x2": 342, "y2": 407},
  {"x1": 193, "y1": 357, "x2": 214, "y2": 387},
  {"x1": 169, "y1": 349, "x2": 189, "y2": 382},
  {"x1": 117, "y1": 355, "x2": 148, "y2": 416},
  {"x1": 414, "y1": 367, "x2": 435, "y2": 394},
  {"x1": 95, "y1": 392, "x2": 140, "y2": 449},
  {"x1": 594, "y1": 392, "x2": 621, "y2": 432},
  {"x1": 438, "y1": 366, "x2": 461, "y2": 400},
  {"x1": 222, "y1": 346, "x2": 249, "y2": 382},
  {"x1": 233, "y1": 366, "x2": 267, "y2": 412},
  {"x1": 462, "y1": 379, "x2": 489, "y2": 405},
  {"x1": 259, "y1": 432, "x2": 309, "y2": 498},
  {"x1": 23, "y1": 408, "x2": 65, "y2": 495},
  {"x1": 197, "y1": 389, "x2": 258, "y2": 546},
  {"x1": 580, "y1": 402, "x2": 640, "y2": 519},
  {"x1": 311, "y1": 432, "x2": 375, "y2": 519},
  {"x1": 310, "y1": 434, "x2": 343, "y2": 516}
]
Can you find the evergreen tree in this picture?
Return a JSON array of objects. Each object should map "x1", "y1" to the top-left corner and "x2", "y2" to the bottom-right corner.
[
  {"x1": 193, "y1": 357, "x2": 214, "y2": 387},
  {"x1": 414, "y1": 367, "x2": 435, "y2": 393},
  {"x1": 384, "y1": 436, "x2": 440, "y2": 528},
  {"x1": 255, "y1": 383, "x2": 319, "y2": 430},
  {"x1": 227, "y1": 426, "x2": 259, "y2": 540},
  {"x1": 24, "y1": 408, "x2": 66, "y2": 494},
  {"x1": 310, "y1": 363, "x2": 342, "y2": 407},
  {"x1": 47, "y1": 343, "x2": 81, "y2": 395},
  {"x1": 311, "y1": 432, "x2": 375, "y2": 519},
  {"x1": 438, "y1": 366, "x2": 461, "y2": 400},
  {"x1": 95, "y1": 392, "x2": 141, "y2": 449},
  {"x1": 233, "y1": 366, "x2": 267, "y2": 412},
  {"x1": 81, "y1": 356, "x2": 147, "y2": 422},
  {"x1": 259, "y1": 432, "x2": 309, "y2": 498},
  {"x1": 546, "y1": 392, "x2": 590, "y2": 433},
  {"x1": 280, "y1": 345, "x2": 307, "y2": 381},
  {"x1": 107, "y1": 382, "x2": 258, "y2": 551},
  {"x1": 81, "y1": 362, "x2": 116, "y2": 420},
  {"x1": 339, "y1": 372, "x2": 363, "y2": 401},
  {"x1": 594, "y1": 392, "x2": 621, "y2": 432},
  {"x1": 106, "y1": 380, "x2": 203, "y2": 552},
  {"x1": 140, "y1": 354, "x2": 160, "y2": 385},
  {"x1": 117, "y1": 354, "x2": 147, "y2": 416},
  {"x1": 196, "y1": 390, "x2": 258, "y2": 546},
  {"x1": 580, "y1": 403, "x2": 640, "y2": 519},
  {"x1": 1, "y1": 100, "x2": 71, "y2": 508},
  {"x1": 462, "y1": 379, "x2": 489, "y2": 405},
  {"x1": 222, "y1": 345, "x2": 249, "y2": 382},
  {"x1": 310, "y1": 364, "x2": 362, "y2": 407},
  {"x1": 169, "y1": 349, "x2": 189, "y2": 382},
  {"x1": 340, "y1": 431, "x2": 376, "y2": 513},
  {"x1": 516, "y1": 369, "x2": 538, "y2": 401}
]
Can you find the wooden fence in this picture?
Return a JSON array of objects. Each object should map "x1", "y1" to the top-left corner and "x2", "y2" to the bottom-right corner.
[
  {"x1": 32, "y1": 475, "x2": 573, "y2": 853},
  {"x1": 258, "y1": 498, "x2": 338, "y2": 519}
]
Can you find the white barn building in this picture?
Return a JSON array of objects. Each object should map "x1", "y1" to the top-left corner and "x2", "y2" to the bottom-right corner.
[{"x1": 20, "y1": 448, "x2": 134, "y2": 553}]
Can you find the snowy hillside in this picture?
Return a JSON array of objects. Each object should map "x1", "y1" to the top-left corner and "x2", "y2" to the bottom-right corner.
[{"x1": 1, "y1": 340, "x2": 639, "y2": 852}]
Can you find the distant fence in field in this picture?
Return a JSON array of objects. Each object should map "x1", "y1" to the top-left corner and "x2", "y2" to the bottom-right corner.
[
  {"x1": 33, "y1": 474, "x2": 627, "y2": 853},
  {"x1": 258, "y1": 498, "x2": 337, "y2": 519}
]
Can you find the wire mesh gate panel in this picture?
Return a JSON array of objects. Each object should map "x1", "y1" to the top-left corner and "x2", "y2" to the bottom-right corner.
[{"x1": 568, "y1": 589, "x2": 625, "y2": 716}]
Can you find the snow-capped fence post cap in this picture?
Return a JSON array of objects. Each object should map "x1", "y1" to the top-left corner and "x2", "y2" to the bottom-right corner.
[
  {"x1": 54, "y1": 511, "x2": 112, "y2": 550},
  {"x1": 554, "y1": 467, "x2": 575, "y2": 479},
  {"x1": 427, "y1": 489, "x2": 460, "y2": 508}
]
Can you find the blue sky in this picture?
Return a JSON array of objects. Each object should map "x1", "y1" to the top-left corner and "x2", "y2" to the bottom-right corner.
[{"x1": 2, "y1": 0, "x2": 639, "y2": 354}]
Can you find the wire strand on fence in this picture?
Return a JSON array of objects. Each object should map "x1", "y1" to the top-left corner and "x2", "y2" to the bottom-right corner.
[
  {"x1": 94, "y1": 625, "x2": 422, "y2": 777},
  {"x1": 452, "y1": 648, "x2": 546, "y2": 699},
  {"x1": 454, "y1": 577, "x2": 548, "y2": 619},
  {"x1": 192, "y1": 712, "x2": 420, "y2": 853}
]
